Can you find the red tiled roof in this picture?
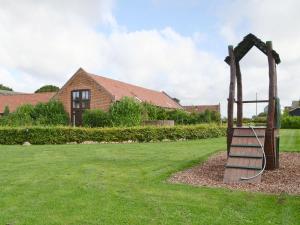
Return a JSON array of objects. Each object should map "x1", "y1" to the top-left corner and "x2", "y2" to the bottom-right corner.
[
  {"x1": 0, "y1": 92, "x2": 55, "y2": 113},
  {"x1": 183, "y1": 105, "x2": 220, "y2": 113},
  {"x1": 87, "y1": 72, "x2": 182, "y2": 109}
]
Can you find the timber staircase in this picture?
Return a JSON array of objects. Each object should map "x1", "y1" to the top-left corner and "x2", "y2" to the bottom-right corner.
[{"x1": 223, "y1": 127, "x2": 265, "y2": 183}]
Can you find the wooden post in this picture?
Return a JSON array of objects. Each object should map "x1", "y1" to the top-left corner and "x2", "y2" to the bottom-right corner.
[
  {"x1": 236, "y1": 61, "x2": 243, "y2": 127},
  {"x1": 274, "y1": 55, "x2": 280, "y2": 169},
  {"x1": 265, "y1": 41, "x2": 276, "y2": 170},
  {"x1": 227, "y1": 46, "x2": 236, "y2": 155}
]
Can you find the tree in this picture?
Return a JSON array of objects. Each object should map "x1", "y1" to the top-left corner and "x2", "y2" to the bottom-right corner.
[
  {"x1": 109, "y1": 97, "x2": 143, "y2": 127},
  {"x1": 35, "y1": 85, "x2": 59, "y2": 93},
  {"x1": 0, "y1": 84, "x2": 13, "y2": 91}
]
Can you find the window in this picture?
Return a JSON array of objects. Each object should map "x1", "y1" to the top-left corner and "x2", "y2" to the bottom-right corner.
[
  {"x1": 71, "y1": 90, "x2": 90, "y2": 109},
  {"x1": 72, "y1": 91, "x2": 80, "y2": 108}
]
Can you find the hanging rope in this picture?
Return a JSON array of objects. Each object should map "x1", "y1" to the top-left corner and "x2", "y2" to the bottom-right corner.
[{"x1": 240, "y1": 126, "x2": 266, "y2": 180}]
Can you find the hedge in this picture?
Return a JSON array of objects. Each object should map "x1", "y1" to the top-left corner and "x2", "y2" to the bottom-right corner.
[
  {"x1": 281, "y1": 116, "x2": 300, "y2": 129},
  {"x1": 0, "y1": 124, "x2": 226, "y2": 145}
]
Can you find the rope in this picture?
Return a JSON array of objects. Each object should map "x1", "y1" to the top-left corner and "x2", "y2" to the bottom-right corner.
[{"x1": 240, "y1": 126, "x2": 266, "y2": 180}]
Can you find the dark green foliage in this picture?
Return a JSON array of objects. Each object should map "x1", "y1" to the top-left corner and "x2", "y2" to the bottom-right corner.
[
  {"x1": 0, "y1": 124, "x2": 226, "y2": 144},
  {"x1": 82, "y1": 98, "x2": 221, "y2": 127},
  {"x1": 32, "y1": 101, "x2": 69, "y2": 125},
  {"x1": 35, "y1": 85, "x2": 59, "y2": 93},
  {"x1": 1, "y1": 104, "x2": 35, "y2": 126},
  {"x1": 109, "y1": 97, "x2": 143, "y2": 127},
  {"x1": 0, "y1": 84, "x2": 13, "y2": 91},
  {"x1": 82, "y1": 109, "x2": 111, "y2": 127},
  {"x1": 142, "y1": 103, "x2": 221, "y2": 125},
  {"x1": 281, "y1": 116, "x2": 300, "y2": 129},
  {"x1": 141, "y1": 102, "x2": 160, "y2": 120},
  {"x1": 166, "y1": 109, "x2": 190, "y2": 124},
  {"x1": 3, "y1": 106, "x2": 10, "y2": 116},
  {"x1": 0, "y1": 101, "x2": 69, "y2": 126}
]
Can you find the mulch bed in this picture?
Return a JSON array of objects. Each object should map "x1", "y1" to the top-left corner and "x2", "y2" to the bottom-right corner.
[{"x1": 169, "y1": 152, "x2": 300, "y2": 195}]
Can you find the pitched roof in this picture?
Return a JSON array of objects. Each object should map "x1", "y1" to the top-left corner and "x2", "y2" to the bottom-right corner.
[
  {"x1": 183, "y1": 105, "x2": 220, "y2": 114},
  {"x1": 225, "y1": 33, "x2": 281, "y2": 65},
  {"x1": 0, "y1": 92, "x2": 56, "y2": 113},
  {"x1": 85, "y1": 70, "x2": 182, "y2": 109}
]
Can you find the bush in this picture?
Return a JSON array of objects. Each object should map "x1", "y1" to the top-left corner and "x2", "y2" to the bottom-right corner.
[
  {"x1": 33, "y1": 101, "x2": 69, "y2": 125},
  {"x1": 281, "y1": 116, "x2": 300, "y2": 129},
  {"x1": 3, "y1": 106, "x2": 10, "y2": 116},
  {"x1": 0, "y1": 124, "x2": 226, "y2": 145},
  {"x1": 109, "y1": 97, "x2": 143, "y2": 127},
  {"x1": 3, "y1": 104, "x2": 35, "y2": 126},
  {"x1": 142, "y1": 103, "x2": 221, "y2": 125},
  {"x1": 0, "y1": 101, "x2": 69, "y2": 126},
  {"x1": 82, "y1": 109, "x2": 111, "y2": 127},
  {"x1": 141, "y1": 102, "x2": 160, "y2": 120},
  {"x1": 166, "y1": 109, "x2": 191, "y2": 125}
]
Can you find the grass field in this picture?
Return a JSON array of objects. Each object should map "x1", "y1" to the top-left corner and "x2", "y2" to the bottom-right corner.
[
  {"x1": 0, "y1": 130, "x2": 299, "y2": 225},
  {"x1": 280, "y1": 129, "x2": 300, "y2": 151}
]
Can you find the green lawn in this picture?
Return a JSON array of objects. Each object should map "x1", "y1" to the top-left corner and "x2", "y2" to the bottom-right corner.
[
  {"x1": 280, "y1": 129, "x2": 300, "y2": 151},
  {"x1": 0, "y1": 130, "x2": 299, "y2": 225}
]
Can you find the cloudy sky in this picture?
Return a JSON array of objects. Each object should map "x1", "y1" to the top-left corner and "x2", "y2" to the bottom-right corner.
[{"x1": 0, "y1": 0, "x2": 299, "y2": 116}]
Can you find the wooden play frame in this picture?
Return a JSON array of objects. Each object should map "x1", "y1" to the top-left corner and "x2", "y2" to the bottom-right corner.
[{"x1": 225, "y1": 33, "x2": 281, "y2": 170}]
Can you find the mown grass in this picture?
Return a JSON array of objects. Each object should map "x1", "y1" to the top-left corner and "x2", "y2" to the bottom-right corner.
[
  {"x1": 0, "y1": 130, "x2": 299, "y2": 225},
  {"x1": 280, "y1": 129, "x2": 300, "y2": 151}
]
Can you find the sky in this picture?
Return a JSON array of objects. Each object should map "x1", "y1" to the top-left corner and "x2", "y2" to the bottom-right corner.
[{"x1": 0, "y1": 0, "x2": 299, "y2": 117}]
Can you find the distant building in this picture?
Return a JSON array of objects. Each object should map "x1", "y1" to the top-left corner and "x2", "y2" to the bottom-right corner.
[
  {"x1": 292, "y1": 100, "x2": 300, "y2": 108},
  {"x1": 285, "y1": 100, "x2": 300, "y2": 116},
  {"x1": 289, "y1": 108, "x2": 300, "y2": 116}
]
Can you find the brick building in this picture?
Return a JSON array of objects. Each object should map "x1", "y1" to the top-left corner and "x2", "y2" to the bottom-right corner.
[
  {"x1": 53, "y1": 68, "x2": 182, "y2": 125},
  {"x1": 0, "y1": 92, "x2": 56, "y2": 116},
  {"x1": 1, "y1": 68, "x2": 221, "y2": 125}
]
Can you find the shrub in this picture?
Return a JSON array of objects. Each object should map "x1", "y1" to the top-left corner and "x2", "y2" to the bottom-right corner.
[
  {"x1": 33, "y1": 101, "x2": 69, "y2": 125},
  {"x1": 83, "y1": 109, "x2": 111, "y2": 127},
  {"x1": 109, "y1": 97, "x2": 143, "y2": 127},
  {"x1": 3, "y1": 106, "x2": 10, "y2": 116},
  {"x1": 281, "y1": 116, "x2": 300, "y2": 129},
  {"x1": 141, "y1": 102, "x2": 160, "y2": 120},
  {"x1": 0, "y1": 124, "x2": 226, "y2": 145},
  {"x1": 6, "y1": 104, "x2": 35, "y2": 126},
  {"x1": 166, "y1": 109, "x2": 191, "y2": 125},
  {"x1": 0, "y1": 101, "x2": 69, "y2": 126}
]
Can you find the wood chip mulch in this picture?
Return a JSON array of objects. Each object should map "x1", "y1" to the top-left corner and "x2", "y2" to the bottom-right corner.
[{"x1": 169, "y1": 152, "x2": 300, "y2": 195}]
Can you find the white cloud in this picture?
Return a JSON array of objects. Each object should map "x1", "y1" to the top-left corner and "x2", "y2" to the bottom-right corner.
[
  {"x1": 0, "y1": 0, "x2": 227, "y2": 113},
  {"x1": 219, "y1": 0, "x2": 300, "y2": 116},
  {"x1": 0, "y1": 0, "x2": 299, "y2": 118}
]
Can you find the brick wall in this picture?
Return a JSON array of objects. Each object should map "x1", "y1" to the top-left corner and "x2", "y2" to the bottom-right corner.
[{"x1": 54, "y1": 70, "x2": 113, "y2": 119}]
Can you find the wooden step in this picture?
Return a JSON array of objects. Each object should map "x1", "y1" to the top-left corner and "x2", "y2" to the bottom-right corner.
[
  {"x1": 229, "y1": 153, "x2": 263, "y2": 159},
  {"x1": 223, "y1": 133, "x2": 264, "y2": 184},
  {"x1": 231, "y1": 137, "x2": 264, "y2": 145},
  {"x1": 231, "y1": 144, "x2": 262, "y2": 148},
  {"x1": 229, "y1": 147, "x2": 263, "y2": 157},
  {"x1": 233, "y1": 128, "x2": 266, "y2": 136},
  {"x1": 233, "y1": 134, "x2": 265, "y2": 138},
  {"x1": 225, "y1": 164, "x2": 262, "y2": 170}
]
